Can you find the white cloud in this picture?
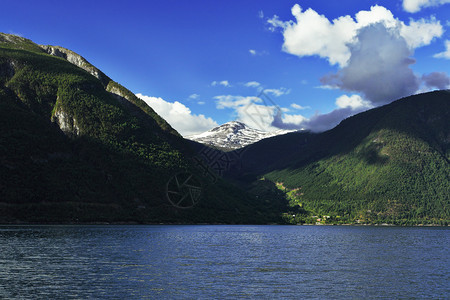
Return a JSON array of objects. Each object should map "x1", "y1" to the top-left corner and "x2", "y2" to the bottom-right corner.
[
  {"x1": 291, "y1": 103, "x2": 309, "y2": 110},
  {"x1": 197, "y1": 101, "x2": 205, "y2": 105},
  {"x1": 281, "y1": 113, "x2": 307, "y2": 125},
  {"x1": 189, "y1": 93, "x2": 200, "y2": 99},
  {"x1": 248, "y1": 49, "x2": 268, "y2": 56},
  {"x1": 136, "y1": 93, "x2": 218, "y2": 136},
  {"x1": 400, "y1": 17, "x2": 443, "y2": 48},
  {"x1": 244, "y1": 81, "x2": 261, "y2": 88},
  {"x1": 220, "y1": 80, "x2": 230, "y2": 87},
  {"x1": 269, "y1": 4, "x2": 443, "y2": 67},
  {"x1": 277, "y1": 4, "x2": 357, "y2": 66},
  {"x1": 335, "y1": 94, "x2": 373, "y2": 110},
  {"x1": 267, "y1": 15, "x2": 288, "y2": 32},
  {"x1": 211, "y1": 80, "x2": 231, "y2": 87},
  {"x1": 434, "y1": 40, "x2": 450, "y2": 59},
  {"x1": 403, "y1": 0, "x2": 450, "y2": 13},
  {"x1": 263, "y1": 87, "x2": 291, "y2": 97}
]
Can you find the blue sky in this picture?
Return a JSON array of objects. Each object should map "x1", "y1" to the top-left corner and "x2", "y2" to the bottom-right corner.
[{"x1": 1, "y1": 0, "x2": 449, "y2": 135}]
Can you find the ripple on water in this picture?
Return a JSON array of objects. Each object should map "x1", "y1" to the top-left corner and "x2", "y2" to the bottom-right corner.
[{"x1": 0, "y1": 225, "x2": 448, "y2": 299}]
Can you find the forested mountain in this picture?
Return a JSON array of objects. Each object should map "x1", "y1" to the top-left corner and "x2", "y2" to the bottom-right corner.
[
  {"x1": 229, "y1": 91, "x2": 450, "y2": 225},
  {"x1": 0, "y1": 33, "x2": 282, "y2": 224}
]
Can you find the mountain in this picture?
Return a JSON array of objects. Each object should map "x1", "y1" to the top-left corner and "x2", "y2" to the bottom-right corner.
[
  {"x1": 2, "y1": 33, "x2": 448, "y2": 225},
  {"x1": 187, "y1": 121, "x2": 295, "y2": 150},
  {"x1": 0, "y1": 33, "x2": 283, "y2": 224},
  {"x1": 228, "y1": 90, "x2": 450, "y2": 225}
]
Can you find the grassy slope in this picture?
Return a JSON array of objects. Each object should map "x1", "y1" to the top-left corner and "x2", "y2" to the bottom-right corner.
[
  {"x1": 0, "y1": 34, "x2": 279, "y2": 224},
  {"x1": 232, "y1": 91, "x2": 450, "y2": 225}
]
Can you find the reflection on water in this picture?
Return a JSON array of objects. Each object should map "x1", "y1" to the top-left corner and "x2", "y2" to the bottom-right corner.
[{"x1": 0, "y1": 225, "x2": 448, "y2": 299}]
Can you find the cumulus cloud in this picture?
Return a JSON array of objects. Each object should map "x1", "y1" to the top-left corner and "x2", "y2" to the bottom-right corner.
[
  {"x1": 271, "y1": 4, "x2": 357, "y2": 66},
  {"x1": 335, "y1": 94, "x2": 373, "y2": 110},
  {"x1": 262, "y1": 4, "x2": 447, "y2": 133},
  {"x1": 434, "y1": 40, "x2": 450, "y2": 59},
  {"x1": 422, "y1": 72, "x2": 450, "y2": 89},
  {"x1": 211, "y1": 80, "x2": 230, "y2": 87},
  {"x1": 321, "y1": 24, "x2": 421, "y2": 104},
  {"x1": 189, "y1": 93, "x2": 200, "y2": 99},
  {"x1": 214, "y1": 93, "x2": 367, "y2": 133},
  {"x1": 249, "y1": 49, "x2": 257, "y2": 55},
  {"x1": 136, "y1": 93, "x2": 218, "y2": 136},
  {"x1": 400, "y1": 17, "x2": 444, "y2": 48},
  {"x1": 403, "y1": 0, "x2": 450, "y2": 13},
  {"x1": 269, "y1": 4, "x2": 442, "y2": 67}
]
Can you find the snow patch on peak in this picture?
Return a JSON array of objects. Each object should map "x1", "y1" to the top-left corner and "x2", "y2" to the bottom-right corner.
[{"x1": 187, "y1": 121, "x2": 296, "y2": 150}]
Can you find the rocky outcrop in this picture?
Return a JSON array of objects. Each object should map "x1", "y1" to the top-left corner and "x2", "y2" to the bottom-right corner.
[
  {"x1": 0, "y1": 33, "x2": 28, "y2": 45},
  {"x1": 106, "y1": 82, "x2": 128, "y2": 100},
  {"x1": 40, "y1": 45, "x2": 109, "y2": 85},
  {"x1": 51, "y1": 103, "x2": 80, "y2": 138}
]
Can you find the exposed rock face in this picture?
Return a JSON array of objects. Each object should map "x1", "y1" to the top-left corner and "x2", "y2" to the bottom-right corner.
[
  {"x1": 0, "y1": 33, "x2": 27, "y2": 45},
  {"x1": 51, "y1": 105, "x2": 80, "y2": 137},
  {"x1": 106, "y1": 82, "x2": 128, "y2": 100},
  {"x1": 40, "y1": 45, "x2": 107, "y2": 84}
]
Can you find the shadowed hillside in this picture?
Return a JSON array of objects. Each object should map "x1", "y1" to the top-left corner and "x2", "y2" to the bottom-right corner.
[
  {"x1": 0, "y1": 33, "x2": 282, "y2": 224},
  {"x1": 228, "y1": 91, "x2": 450, "y2": 225}
]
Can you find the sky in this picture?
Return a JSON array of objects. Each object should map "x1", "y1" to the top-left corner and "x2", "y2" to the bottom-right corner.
[{"x1": 1, "y1": 0, "x2": 449, "y2": 136}]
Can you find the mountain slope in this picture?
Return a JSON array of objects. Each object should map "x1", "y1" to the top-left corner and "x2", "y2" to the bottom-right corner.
[
  {"x1": 188, "y1": 121, "x2": 295, "y2": 150},
  {"x1": 0, "y1": 33, "x2": 281, "y2": 224},
  {"x1": 230, "y1": 91, "x2": 450, "y2": 225}
]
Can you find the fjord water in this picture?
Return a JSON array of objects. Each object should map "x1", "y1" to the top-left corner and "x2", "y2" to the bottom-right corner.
[{"x1": 0, "y1": 225, "x2": 448, "y2": 299}]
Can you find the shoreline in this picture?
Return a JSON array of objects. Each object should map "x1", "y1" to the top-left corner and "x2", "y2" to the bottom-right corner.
[{"x1": 0, "y1": 221, "x2": 447, "y2": 227}]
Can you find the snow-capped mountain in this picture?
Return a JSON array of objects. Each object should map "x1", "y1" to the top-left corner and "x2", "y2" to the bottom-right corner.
[{"x1": 187, "y1": 121, "x2": 295, "y2": 150}]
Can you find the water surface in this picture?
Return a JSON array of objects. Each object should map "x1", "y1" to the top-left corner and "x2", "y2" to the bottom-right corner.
[{"x1": 0, "y1": 225, "x2": 448, "y2": 299}]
